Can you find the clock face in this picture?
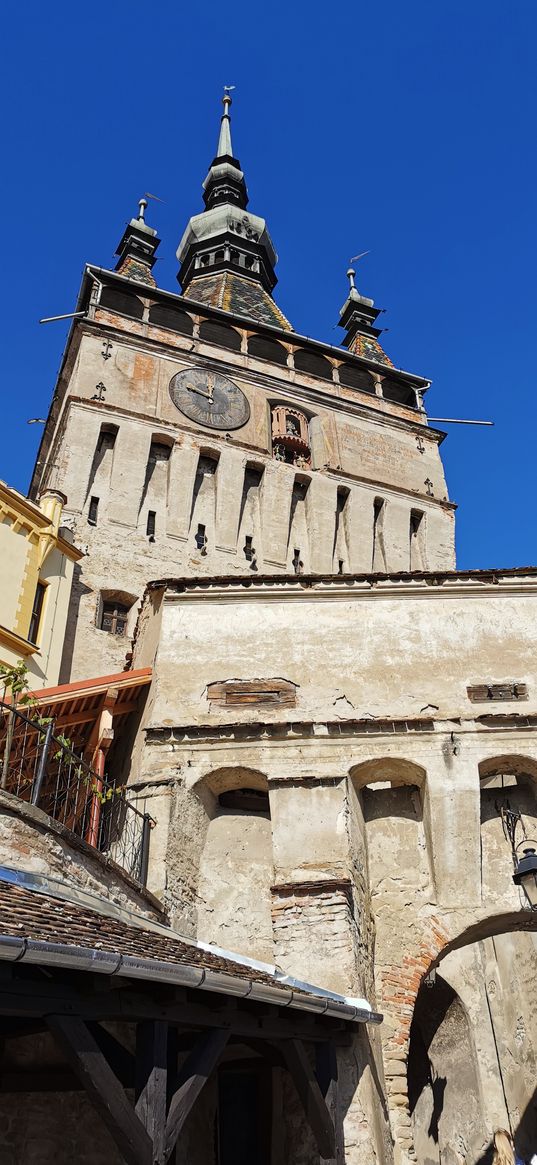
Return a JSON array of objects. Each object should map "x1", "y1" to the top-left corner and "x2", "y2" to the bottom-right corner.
[{"x1": 168, "y1": 368, "x2": 250, "y2": 430}]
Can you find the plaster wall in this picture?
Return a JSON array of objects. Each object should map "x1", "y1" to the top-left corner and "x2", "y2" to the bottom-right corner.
[{"x1": 138, "y1": 580, "x2": 537, "y2": 728}]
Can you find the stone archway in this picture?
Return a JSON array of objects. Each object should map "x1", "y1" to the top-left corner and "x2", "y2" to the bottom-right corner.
[{"x1": 379, "y1": 908, "x2": 537, "y2": 1165}]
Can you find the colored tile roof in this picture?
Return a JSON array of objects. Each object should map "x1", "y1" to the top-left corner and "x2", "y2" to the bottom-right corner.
[
  {"x1": 346, "y1": 333, "x2": 394, "y2": 367},
  {"x1": 184, "y1": 271, "x2": 292, "y2": 331}
]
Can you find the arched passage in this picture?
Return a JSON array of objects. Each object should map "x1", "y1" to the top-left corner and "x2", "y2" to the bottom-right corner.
[
  {"x1": 193, "y1": 767, "x2": 274, "y2": 961},
  {"x1": 408, "y1": 974, "x2": 487, "y2": 1165}
]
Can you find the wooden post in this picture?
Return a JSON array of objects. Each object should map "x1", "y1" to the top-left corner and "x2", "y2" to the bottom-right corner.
[
  {"x1": 281, "y1": 1038, "x2": 336, "y2": 1160},
  {"x1": 165, "y1": 1027, "x2": 230, "y2": 1160},
  {"x1": 315, "y1": 1041, "x2": 343, "y2": 1165},
  {"x1": 136, "y1": 1020, "x2": 168, "y2": 1165}
]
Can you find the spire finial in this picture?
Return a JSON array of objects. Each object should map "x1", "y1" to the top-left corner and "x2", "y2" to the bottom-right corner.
[
  {"x1": 138, "y1": 197, "x2": 148, "y2": 222},
  {"x1": 216, "y1": 85, "x2": 235, "y2": 158},
  {"x1": 347, "y1": 267, "x2": 356, "y2": 291}
]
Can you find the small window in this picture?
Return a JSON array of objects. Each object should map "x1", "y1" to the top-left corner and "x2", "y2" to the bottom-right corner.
[
  {"x1": 148, "y1": 440, "x2": 172, "y2": 464},
  {"x1": 88, "y1": 496, "x2": 99, "y2": 526},
  {"x1": 218, "y1": 788, "x2": 270, "y2": 814},
  {"x1": 381, "y1": 378, "x2": 417, "y2": 408},
  {"x1": 28, "y1": 581, "x2": 47, "y2": 645},
  {"x1": 96, "y1": 426, "x2": 118, "y2": 455},
  {"x1": 100, "y1": 601, "x2": 129, "y2": 636},
  {"x1": 146, "y1": 511, "x2": 156, "y2": 539}
]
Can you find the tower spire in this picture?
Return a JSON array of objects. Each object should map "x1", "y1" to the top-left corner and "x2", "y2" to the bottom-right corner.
[
  {"x1": 216, "y1": 87, "x2": 234, "y2": 158},
  {"x1": 176, "y1": 88, "x2": 292, "y2": 331}
]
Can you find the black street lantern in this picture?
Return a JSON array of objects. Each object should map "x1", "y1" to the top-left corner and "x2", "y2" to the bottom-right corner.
[{"x1": 513, "y1": 846, "x2": 537, "y2": 910}]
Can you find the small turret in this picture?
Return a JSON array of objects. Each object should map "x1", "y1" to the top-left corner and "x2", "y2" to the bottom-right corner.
[{"x1": 114, "y1": 197, "x2": 161, "y2": 287}]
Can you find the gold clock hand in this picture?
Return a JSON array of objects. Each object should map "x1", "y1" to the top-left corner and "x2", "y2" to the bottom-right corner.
[
  {"x1": 206, "y1": 373, "x2": 215, "y2": 403},
  {"x1": 185, "y1": 384, "x2": 213, "y2": 401}
]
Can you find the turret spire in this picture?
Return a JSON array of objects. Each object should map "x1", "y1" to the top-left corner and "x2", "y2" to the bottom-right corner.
[
  {"x1": 337, "y1": 262, "x2": 393, "y2": 367},
  {"x1": 114, "y1": 196, "x2": 160, "y2": 287}
]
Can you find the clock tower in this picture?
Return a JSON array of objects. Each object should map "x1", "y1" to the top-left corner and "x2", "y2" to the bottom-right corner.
[{"x1": 30, "y1": 93, "x2": 455, "y2": 681}]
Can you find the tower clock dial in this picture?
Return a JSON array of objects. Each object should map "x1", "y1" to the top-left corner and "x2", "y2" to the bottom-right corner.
[{"x1": 169, "y1": 368, "x2": 250, "y2": 430}]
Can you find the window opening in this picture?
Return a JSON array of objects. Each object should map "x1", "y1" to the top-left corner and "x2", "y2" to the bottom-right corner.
[
  {"x1": 410, "y1": 509, "x2": 425, "y2": 570},
  {"x1": 96, "y1": 429, "x2": 117, "y2": 456},
  {"x1": 87, "y1": 493, "x2": 99, "y2": 526},
  {"x1": 146, "y1": 511, "x2": 156, "y2": 540},
  {"x1": 195, "y1": 523, "x2": 208, "y2": 554},
  {"x1": 271, "y1": 406, "x2": 311, "y2": 467},
  {"x1": 372, "y1": 497, "x2": 386, "y2": 571},
  {"x1": 292, "y1": 547, "x2": 303, "y2": 575},
  {"x1": 338, "y1": 559, "x2": 344, "y2": 574},
  {"x1": 100, "y1": 601, "x2": 129, "y2": 636},
  {"x1": 294, "y1": 349, "x2": 333, "y2": 380},
  {"x1": 218, "y1": 788, "x2": 270, "y2": 813},
  {"x1": 243, "y1": 535, "x2": 257, "y2": 570},
  {"x1": 28, "y1": 581, "x2": 46, "y2": 645}
]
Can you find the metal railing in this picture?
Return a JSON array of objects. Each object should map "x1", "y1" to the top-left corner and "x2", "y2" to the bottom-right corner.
[{"x1": 0, "y1": 700, "x2": 152, "y2": 885}]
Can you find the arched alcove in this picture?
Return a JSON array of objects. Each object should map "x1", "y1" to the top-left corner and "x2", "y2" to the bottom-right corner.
[
  {"x1": 478, "y1": 754, "x2": 537, "y2": 904},
  {"x1": 350, "y1": 758, "x2": 432, "y2": 915},
  {"x1": 198, "y1": 319, "x2": 242, "y2": 351},
  {"x1": 294, "y1": 348, "x2": 333, "y2": 380},
  {"x1": 193, "y1": 767, "x2": 274, "y2": 961},
  {"x1": 248, "y1": 334, "x2": 288, "y2": 365},
  {"x1": 338, "y1": 363, "x2": 376, "y2": 392},
  {"x1": 148, "y1": 303, "x2": 193, "y2": 334},
  {"x1": 99, "y1": 286, "x2": 144, "y2": 319}
]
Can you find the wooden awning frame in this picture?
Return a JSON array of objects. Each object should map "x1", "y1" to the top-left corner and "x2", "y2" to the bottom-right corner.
[{"x1": 0, "y1": 959, "x2": 346, "y2": 1164}]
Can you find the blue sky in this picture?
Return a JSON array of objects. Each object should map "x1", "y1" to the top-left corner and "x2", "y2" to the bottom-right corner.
[{"x1": 1, "y1": 0, "x2": 535, "y2": 569}]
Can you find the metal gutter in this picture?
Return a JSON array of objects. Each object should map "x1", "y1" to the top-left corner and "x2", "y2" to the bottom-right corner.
[
  {"x1": 0, "y1": 868, "x2": 382, "y2": 1025},
  {"x1": 0, "y1": 935, "x2": 382, "y2": 1025}
]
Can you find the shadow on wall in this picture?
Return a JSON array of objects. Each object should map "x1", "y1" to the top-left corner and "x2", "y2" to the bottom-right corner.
[{"x1": 58, "y1": 564, "x2": 93, "y2": 684}]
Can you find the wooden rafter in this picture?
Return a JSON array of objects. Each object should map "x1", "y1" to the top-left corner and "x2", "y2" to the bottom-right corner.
[{"x1": 47, "y1": 1014, "x2": 152, "y2": 1165}]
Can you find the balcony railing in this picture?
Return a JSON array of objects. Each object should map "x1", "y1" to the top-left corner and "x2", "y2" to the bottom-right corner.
[{"x1": 0, "y1": 700, "x2": 152, "y2": 885}]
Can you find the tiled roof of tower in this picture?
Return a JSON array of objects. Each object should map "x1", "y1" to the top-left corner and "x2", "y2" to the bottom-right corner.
[
  {"x1": 347, "y1": 332, "x2": 394, "y2": 367},
  {"x1": 184, "y1": 271, "x2": 292, "y2": 331}
]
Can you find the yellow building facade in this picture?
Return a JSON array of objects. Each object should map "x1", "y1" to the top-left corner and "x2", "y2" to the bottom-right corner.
[{"x1": 0, "y1": 483, "x2": 82, "y2": 688}]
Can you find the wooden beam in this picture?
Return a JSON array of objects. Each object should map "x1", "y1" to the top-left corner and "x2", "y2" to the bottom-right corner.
[
  {"x1": 135, "y1": 1021, "x2": 168, "y2": 1165},
  {"x1": 281, "y1": 1038, "x2": 336, "y2": 1159},
  {"x1": 88, "y1": 1021, "x2": 135, "y2": 1086},
  {"x1": 0, "y1": 978, "x2": 350, "y2": 1045},
  {"x1": 47, "y1": 1014, "x2": 152, "y2": 1165},
  {"x1": 315, "y1": 1042, "x2": 343, "y2": 1165},
  {"x1": 165, "y1": 1028, "x2": 230, "y2": 1160}
]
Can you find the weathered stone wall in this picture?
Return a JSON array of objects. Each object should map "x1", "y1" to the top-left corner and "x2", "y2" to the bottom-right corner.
[
  {"x1": 125, "y1": 575, "x2": 537, "y2": 1164},
  {"x1": 0, "y1": 791, "x2": 164, "y2": 923},
  {"x1": 33, "y1": 306, "x2": 454, "y2": 681}
]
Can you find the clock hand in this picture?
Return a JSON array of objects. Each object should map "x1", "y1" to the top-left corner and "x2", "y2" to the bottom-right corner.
[{"x1": 185, "y1": 384, "x2": 213, "y2": 401}]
